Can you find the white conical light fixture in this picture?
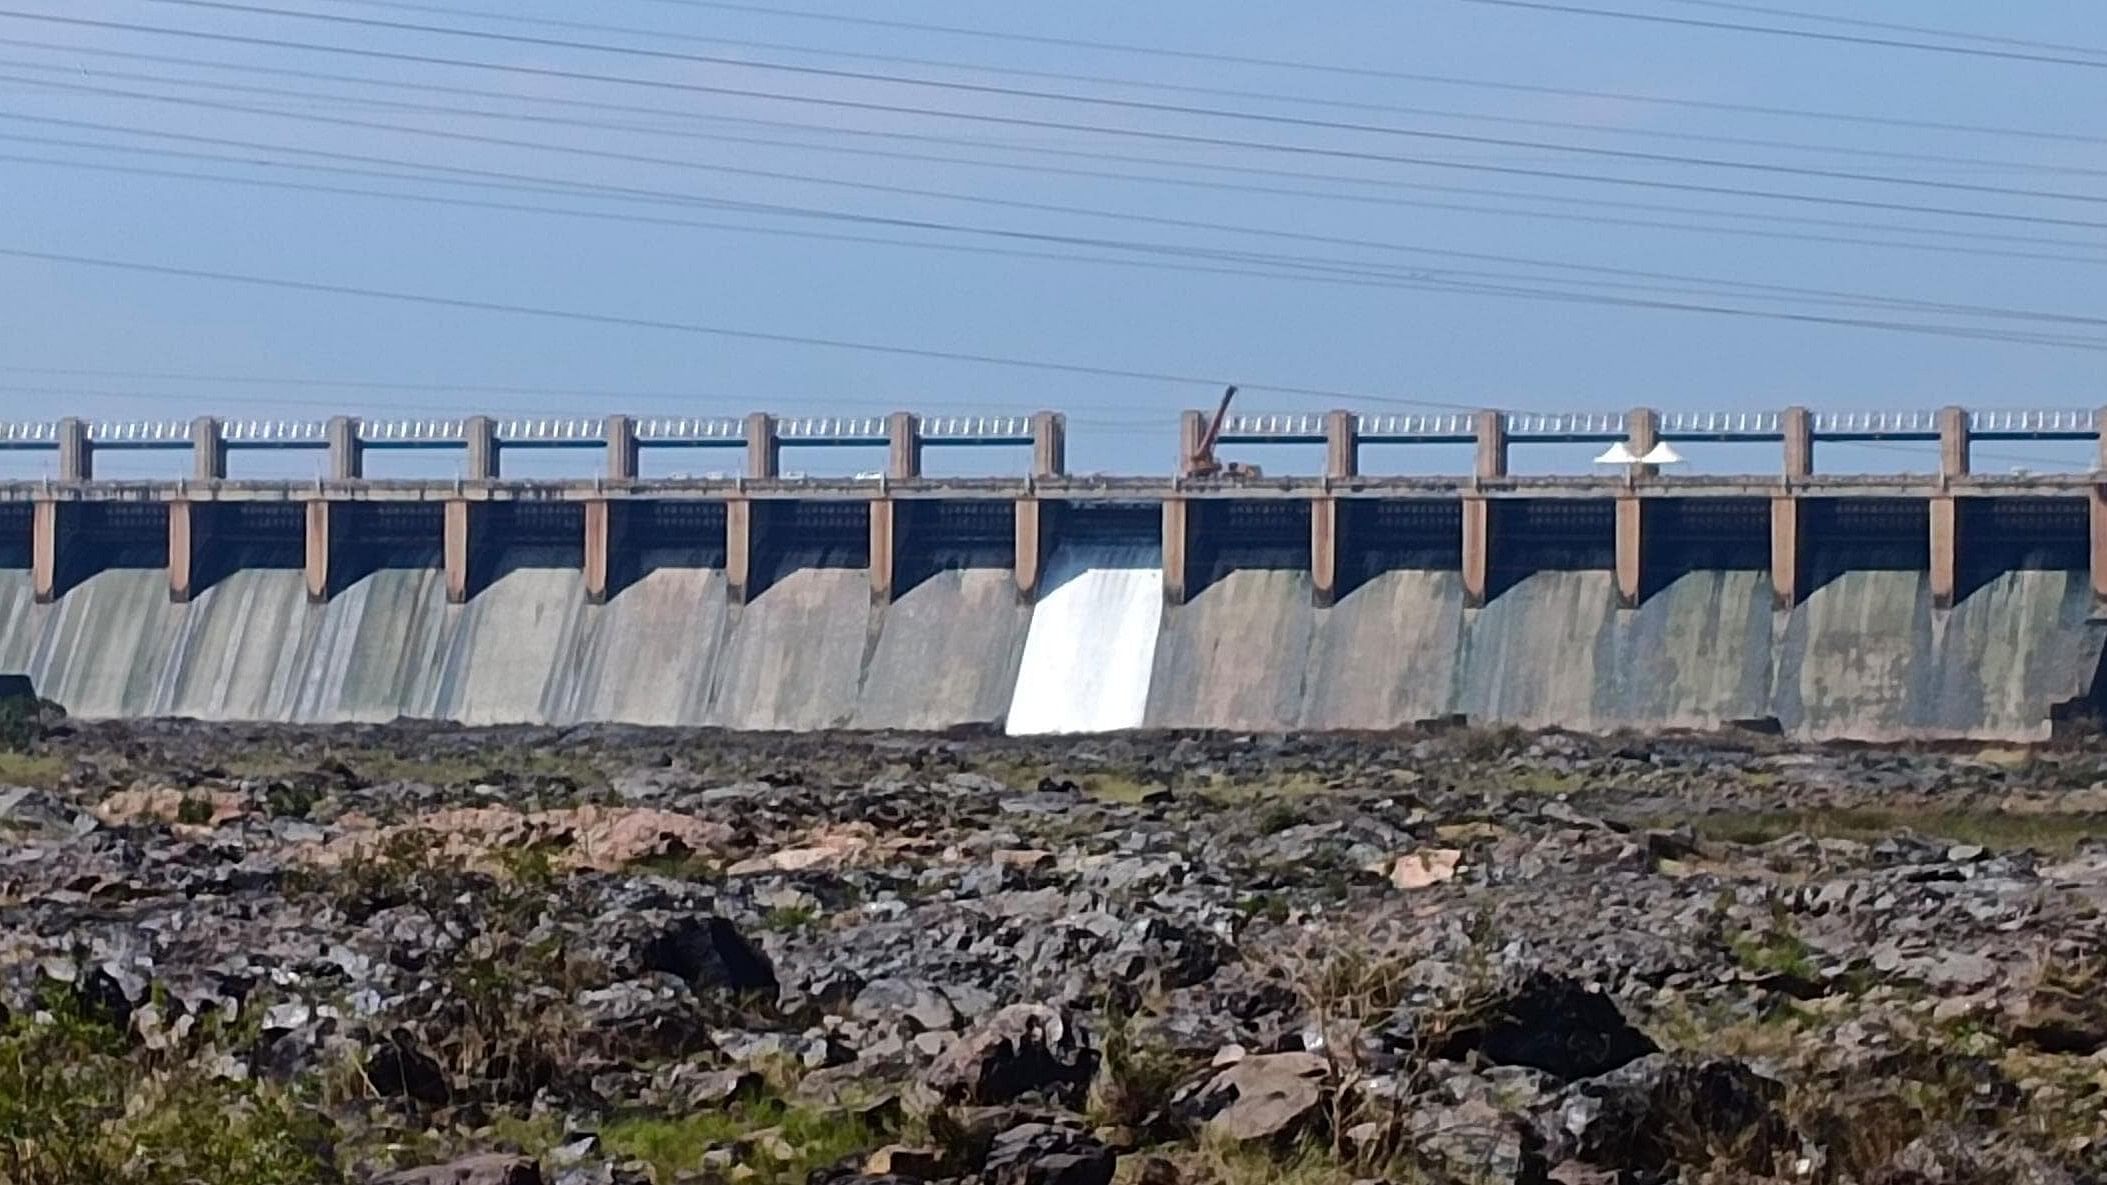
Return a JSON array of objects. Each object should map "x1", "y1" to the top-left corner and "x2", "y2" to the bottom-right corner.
[
  {"x1": 1592, "y1": 441, "x2": 1640, "y2": 465},
  {"x1": 1638, "y1": 442, "x2": 1684, "y2": 465}
]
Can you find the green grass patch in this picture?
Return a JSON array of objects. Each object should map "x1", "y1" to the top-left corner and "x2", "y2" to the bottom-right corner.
[
  {"x1": 332, "y1": 747, "x2": 607, "y2": 791},
  {"x1": 626, "y1": 850, "x2": 723, "y2": 882},
  {"x1": 0, "y1": 994, "x2": 329, "y2": 1185},
  {"x1": 0, "y1": 750, "x2": 65, "y2": 786},
  {"x1": 1729, "y1": 928, "x2": 1819, "y2": 980},
  {"x1": 1665, "y1": 808, "x2": 2107, "y2": 855},
  {"x1": 761, "y1": 904, "x2": 820, "y2": 932},
  {"x1": 602, "y1": 1100, "x2": 883, "y2": 1185}
]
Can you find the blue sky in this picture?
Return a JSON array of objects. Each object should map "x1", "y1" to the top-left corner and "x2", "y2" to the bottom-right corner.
[{"x1": 1, "y1": 0, "x2": 2104, "y2": 478}]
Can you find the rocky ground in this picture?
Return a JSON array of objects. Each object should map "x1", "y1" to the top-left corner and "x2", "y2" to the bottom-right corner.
[{"x1": 4, "y1": 714, "x2": 2107, "y2": 1184}]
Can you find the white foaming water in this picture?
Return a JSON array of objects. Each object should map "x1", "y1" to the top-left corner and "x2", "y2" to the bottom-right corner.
[{"x1": 1006, "y1": 542, "x2": 1163, "y2": 734}]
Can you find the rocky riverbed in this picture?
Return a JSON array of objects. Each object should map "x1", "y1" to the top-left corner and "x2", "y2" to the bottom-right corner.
[{"x1": 4, "y1": 718, "x2": 2107, "y2": 1184}]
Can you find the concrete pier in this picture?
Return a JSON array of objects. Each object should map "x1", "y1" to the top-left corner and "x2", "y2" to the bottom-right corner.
[
  {"x1": 168, "y1": 500, "x2": 200, "y2": 603},
  {"x1": 1014, "y1": 498, "x2": 1048, "y2": 602},
  {"x1": 1615, "y1": 496, "x2": 1644, "y2": 610},
  {"x1": 1772, "y1": 497, "x2": 1802, "y2": 610},
  {"x1": 305, "y1": 501, "x2": 333, "y2": 603},
  {"x1": 1462, "y1": 498, "x2": 1491, "y2": 608},
  {"x1": 726, "y1": 498, "x2": 756, "y2": 604},
  {"x1": 1311, "y1": 496, "x2": 1340, "y2": 607},
  {"x1": 1162, "y1": 498, "x2": 1190, "y2": 606},
  {"x1": 31, "y1": 500, "x2": 59, "y2": 604},
  {"x1": 869, "y1": 499, "x2": 899, "y2": 603},
  {"x1": 445, "y1": 500, "x2": 475, "y2": 604}
]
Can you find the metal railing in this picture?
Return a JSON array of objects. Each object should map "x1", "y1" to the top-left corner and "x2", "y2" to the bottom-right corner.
[
  {"x1": 85, "y1": 419, "x2": 188, "y2": 446},
  {"x1": 220, "y1": 420, "x2": 329, "y2": 445},
  {"x1": 1969, "y1": 408, "x2": 2095, "y2": 437},
  {"x1": 1809, "y1": 410, "x2": 1939, "y2": 437},
  {"x1": 359, "y1": 418, "x2": 467, "y2": 446},
  {"x1": 1504, "y1": 411, "x2": 1628, "y2": 439},
  {"x1": 1657, "y1": 410, "x2": 1783, "y2": 438},
  {"x1": 916, "y1": 415, "x2": 1033, "y2": 442},
  {"x1": 633, "y1": 416, "x2": 744, "y2": 445},
  {"x1": 1357, "y1": 413, "x2": 1476, "y2": 439}
]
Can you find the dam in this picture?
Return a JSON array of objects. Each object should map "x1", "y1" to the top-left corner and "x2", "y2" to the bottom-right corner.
[{"x1": 2, "y1": 405, "x2": 2105, "y2": 741}]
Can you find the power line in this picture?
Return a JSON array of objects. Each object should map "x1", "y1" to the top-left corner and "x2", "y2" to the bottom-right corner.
[
  {"x1": 0, "y1": 246, "x2": 1520, "y2": 409},
  {"x1": 116, "y1": 0, "x2": 2107, "y2": 208},
  {"x1": 15, "y1": 53, "x2": 2107, "y2": 273},
  {"x1": 5, "y1": 244, "x2": 2105, "y2": 366},
  {"x1": 17, "y1": 37, "x2": 2107, "y2": 263},
  {"x1": 291, "y1": 0, "x2": 2107, "y2": 182},
  {"x1": 0, "y1": 381, "x2": 1169, "y2": 425},
  {"x1": 18, "y1": 143, "x2": 1729, "y2": 313},
  {"x1": 1457, "y1": 0, "x2": 2107, "y2": 69},
  {"x1": 1660, "y1": 0, "x2": 2107, "y2": 58},
  {"x1": 10, "y1": 87, "x2": 2105, "y2": 335},
  {"x1": 6, "y1": 15, "x2": 2106, "y2": 233},
  {"x1": 619, "y1": 0, "x2": 2107, "y2": 149},
  {"x1": 25, "y1": 139, "x2": 2107, "y2": 342}
]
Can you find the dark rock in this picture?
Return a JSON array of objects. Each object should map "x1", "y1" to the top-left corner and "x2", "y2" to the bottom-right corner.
[
  {"x1": 1538, "y1": 1055, "x2": 1787, "y2": 1177},
  {"x1": 1438, "y1": 974, "x2": 1656, "y2": 1081},
  {"x1": 367, "y1": 1031, "x2": 452, "y2": 1105},
  {"x1": 375, "y1": 1152, "x2": 543, "y2": 1185},
  {"x1": 854, "y1": 978, "x2": 960, "y2": 1032},
  {"x1": 2007, "y1": 982, "x2": 2107, "y2": 1056},
  {"x1": 639, "y1": 916, "x2": 777, "y2": 995},
  {"x1": 980, "y1": 1123, "x2": 1115, "y2": 1185}
]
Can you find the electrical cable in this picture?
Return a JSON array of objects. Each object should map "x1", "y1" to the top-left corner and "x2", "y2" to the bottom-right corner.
[
  {"x1": 116, "y1": 0, "x2": 2107, "y2": 207},
  {"x1": 615, "y1": 0, "x2": 2107, "y2": 148},
  {"x1": 9, "y1": 93, "x2": 2106, "y2": 333},
  {"x1": 15, "y1": 38, "x2": 2107, "y2": 262},
  {"x1": 9, "y1": 8, "x2": 2105, "y2": 230},
  {"x1": 1660, "y1": 0, "x2": 2107, "y2": 58},
  {"x1": 1456, "y1": 0, "x2": 2107, "y2": 69},
  {"x1": 285, "y1": 0, "x2": 2107, "y2": 181},
  {"x1": 5, "y1": 245, "x2": 2106, "y2": 368}
]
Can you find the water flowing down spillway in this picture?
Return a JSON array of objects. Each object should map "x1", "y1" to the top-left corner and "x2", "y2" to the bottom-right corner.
[{"x1": 1005, "y1": 542, "x2": 1162, "y2": 734}]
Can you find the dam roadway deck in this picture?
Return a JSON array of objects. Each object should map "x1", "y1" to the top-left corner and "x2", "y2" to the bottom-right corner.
[{"x1": 3, "y1": 404, "x2": 2107, "y2": 740}]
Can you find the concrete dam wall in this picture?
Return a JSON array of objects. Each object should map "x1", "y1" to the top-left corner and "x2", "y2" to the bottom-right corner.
[
  {"x1": 2, "y1": 533, "x2": 2102, "y2": 742},
  {"x1": 11, "y1": 403, "x2": 2107, "y2": 739}
]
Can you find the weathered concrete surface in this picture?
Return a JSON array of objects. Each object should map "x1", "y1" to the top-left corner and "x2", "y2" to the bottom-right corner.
[
  {"x1": 706, "y1": 553, "x2": 871, "y2": 731},
  {"x1": 1299, "y1": 570, "x2": 1466, "y2": 730},
  {"x1": 2, "y1": 552, "x2": 2103, "y2": 740},
  {"x1": 295, "y1": 564, "x2": 451, "y2": 723},
  {"x1": 1775, "y1": 567, "x2": 2104, "y2": 742},
  {"x1": 1456, "y1": 571, "x2": 1623, "y2": 730},
  {"x1": 1597, "y1": 570, "x2": 1774, "y2": 729},
  {"x1": 431, "y1": 553, "x2": 585, "y2": 726},
  {"x1": 153, "y1": 568, "x2": 315, "y2": 721},
  {"x1": 1145, "y1": 569, "x2": 1314, "y2": 731},
  {"x1": 0, "y1": 568, "x2": 176, "y2": 718},
  {"x1": 552, "y1": 566, "x2": 728, "y2": 727},
  {"x1": 854, "y1": 567, "x2": 1029, "y2": 730},
  {"x1": 1453, "y1": 570, "x2": 1774, "y2": 733}
]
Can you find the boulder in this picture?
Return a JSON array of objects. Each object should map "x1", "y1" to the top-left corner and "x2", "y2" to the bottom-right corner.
[
  {"x1": 981, "y1": 1123, "x2": 1116, "y2": 1185},
  {"x1": 1389, "y1": 848, "x2": 1463, "y2": 890},
  {"x1": 1186, "y1": 1051, "x2": 1329, "y2": 1145},
  {"x1": 1537, "y1": 1055, "x2": 1786, "y2": 1177},
  {"x1": 863, "y1": 1144, "x2": 945, "y2": 1177},
  {"x1": 376, "y1": 1153, "x2": 543, "y2": 1185},
  {"x1": 921, "y1": 1005, "x2": 1096, "y2": 1108}
]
